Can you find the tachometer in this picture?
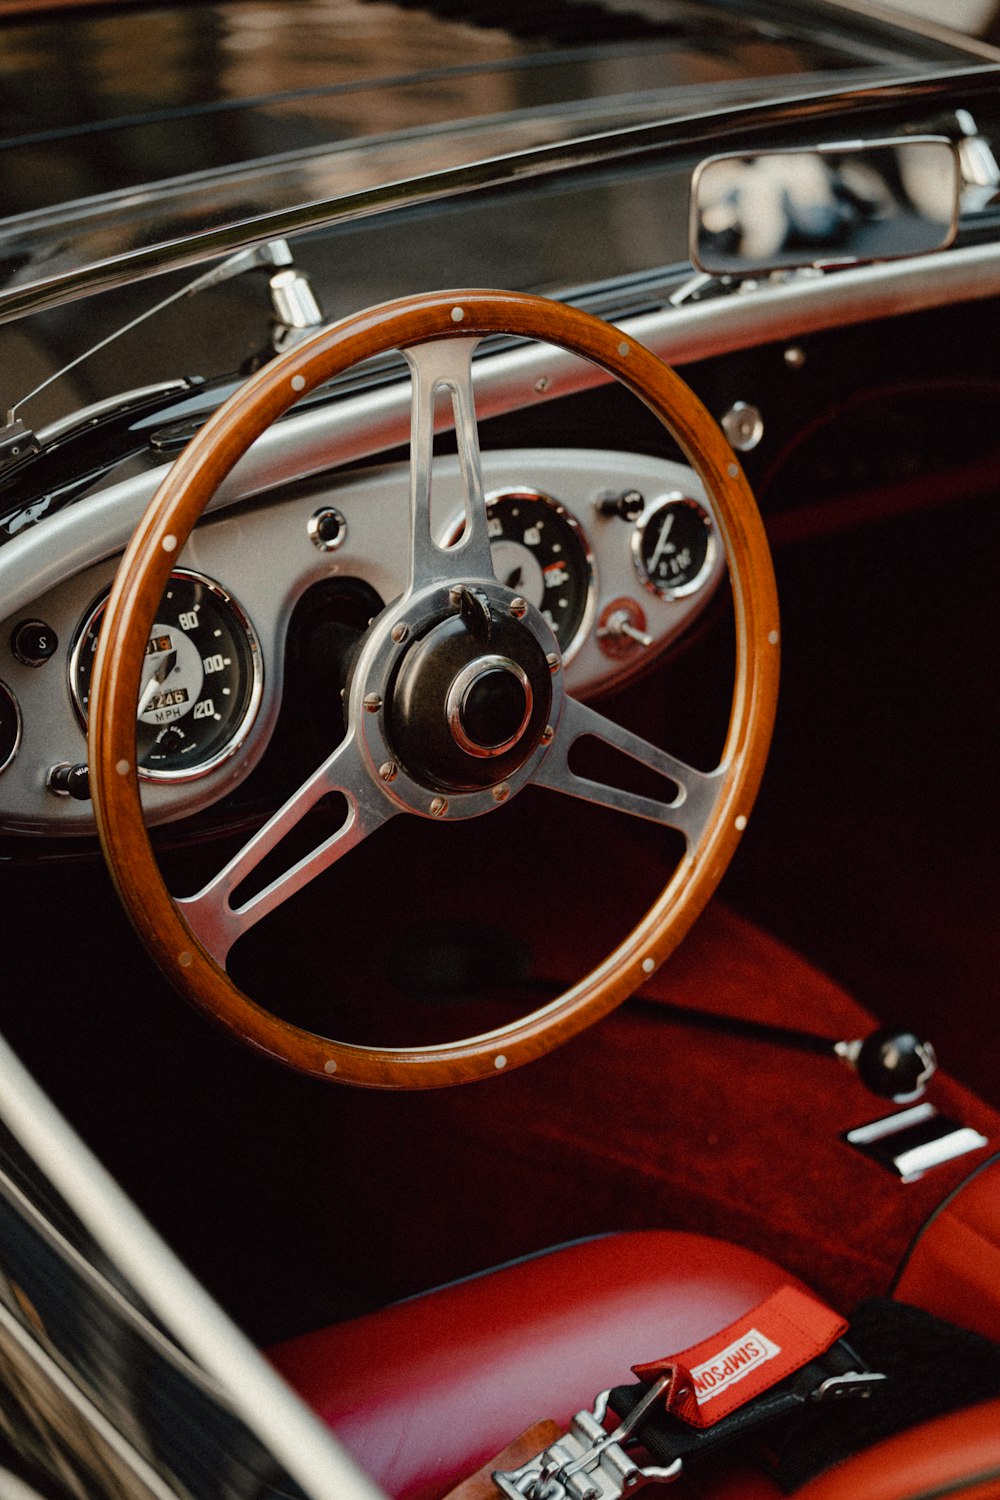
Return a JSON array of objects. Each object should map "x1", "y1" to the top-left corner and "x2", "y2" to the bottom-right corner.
[
  {"x1": 486, "y1": 489, "x2": 593, "y2": 657},
  {"x1": 71, "y1": 570, "x2": 263, "y2": 781}
]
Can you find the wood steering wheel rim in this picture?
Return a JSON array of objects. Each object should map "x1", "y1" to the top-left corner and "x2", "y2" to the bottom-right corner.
[{"x1": 89, "y1": 289, "x2": 779, "y2": 1089}]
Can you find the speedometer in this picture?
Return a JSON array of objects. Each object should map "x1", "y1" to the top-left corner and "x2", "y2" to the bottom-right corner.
[
  {"x1": 70, "y1": 570, "x2": 263, "y2": 781},
  {"x1": 486, "y1": 489, "x2": 593, "y2": 658}
]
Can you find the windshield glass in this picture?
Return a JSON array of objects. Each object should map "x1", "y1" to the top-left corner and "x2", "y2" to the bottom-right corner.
[{"x1": 0, "y1": 0, "x2": 964, "y2": 215}]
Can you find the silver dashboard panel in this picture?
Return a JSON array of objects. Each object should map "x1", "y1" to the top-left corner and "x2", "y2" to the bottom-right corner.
[{"x1": 0, "y1": 448, "x2": 719, "y2": 835}]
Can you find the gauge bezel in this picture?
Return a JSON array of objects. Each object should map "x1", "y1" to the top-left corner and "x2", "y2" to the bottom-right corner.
[
  {"x1": 485, "y1": 486, "x2": 596, "y2": 662},
  {"x1": 69, "y1": 568, "x2": 264, "y2": 784},
  {"x1": 632, "y1": 491, "x2": 717, "y2": 602},
  {"x1": 0, "y1": 680, "x2": 22, "y2": 777}
]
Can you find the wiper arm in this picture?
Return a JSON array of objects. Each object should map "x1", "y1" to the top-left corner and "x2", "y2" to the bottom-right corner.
[{"x1": 0, "y1": 238, "x2": 322, "y2": 475}]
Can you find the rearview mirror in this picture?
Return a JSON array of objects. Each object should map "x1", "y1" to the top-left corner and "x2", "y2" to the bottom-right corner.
[{"x1": 690, "y1": 137, "x2": 960, "y2": 276}]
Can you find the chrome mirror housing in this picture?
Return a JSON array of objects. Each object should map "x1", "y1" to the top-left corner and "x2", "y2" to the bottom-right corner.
[{"x1": 690, "y1": 136, "x2": 960, "y2": 276}]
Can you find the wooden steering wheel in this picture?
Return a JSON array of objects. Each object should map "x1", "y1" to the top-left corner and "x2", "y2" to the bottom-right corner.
[{"x1": 89, "y1": 290, "x2": 779, "y2": 1089}]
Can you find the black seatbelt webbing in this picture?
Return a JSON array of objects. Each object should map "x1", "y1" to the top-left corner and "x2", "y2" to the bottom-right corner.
[
  {"x1": 765, "y1": 1298, "x2": 1000, "y2": 1491},
  {"x1": 607, "y1": 1335, "x2": 877, "y2": 1465}
]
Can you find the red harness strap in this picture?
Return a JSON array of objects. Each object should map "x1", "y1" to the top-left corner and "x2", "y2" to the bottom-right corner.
[{"x1": 632, "y1": 1284, "x2": 849, "y2": 1429}]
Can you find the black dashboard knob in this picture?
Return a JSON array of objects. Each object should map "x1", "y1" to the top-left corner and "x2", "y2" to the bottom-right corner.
[
  {"x1": 11, "y1": 618, "x2": 58, "y2": 667},
  {"x1": 597, "y1": 489, "x2": 644, "y2": 521},
  {"x1": 48, "y1": 762, "x2": 91, "y2": 801}
]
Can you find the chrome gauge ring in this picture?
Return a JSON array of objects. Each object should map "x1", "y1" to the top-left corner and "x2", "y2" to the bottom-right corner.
[
  {"x1": 486, "y1": 489, "x2": 594, "y2": 659},
  {"x1": 71, "y1": 569, "x2": 263, "y2": 782},
  {"x1": 0, "y1": 682, "x2": 22, "y2": 776},
  {"x1": 633, "y1": 492, "x2": 717, "y2": 601}
]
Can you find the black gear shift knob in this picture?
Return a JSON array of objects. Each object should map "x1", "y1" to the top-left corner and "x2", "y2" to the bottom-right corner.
[{"x1": 839, "y1": 1026, "x2": 937, "y2": 1101}]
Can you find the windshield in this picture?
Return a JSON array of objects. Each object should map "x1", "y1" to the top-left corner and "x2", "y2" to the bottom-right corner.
[{"x1": 0, "y1": 0, "x2": 973, "y2": 216}]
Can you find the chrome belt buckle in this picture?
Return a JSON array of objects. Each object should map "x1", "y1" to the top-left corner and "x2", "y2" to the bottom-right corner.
[{"x1": 492, "y1": 1376, "x2": 683, "y2": 1500}]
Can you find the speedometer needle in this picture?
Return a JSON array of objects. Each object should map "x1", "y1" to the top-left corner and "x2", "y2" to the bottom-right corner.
[{"x1": 137, "y1": 650, "x2": 178, "y2": 716}]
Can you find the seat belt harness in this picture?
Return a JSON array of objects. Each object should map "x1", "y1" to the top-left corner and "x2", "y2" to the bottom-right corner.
[
  {"x1": 492, "y1": 1286, "x2": 885, "y2": 1500},
  {"x1": 631, "y1": 1284, "x2": 853, "y2": 1427}
]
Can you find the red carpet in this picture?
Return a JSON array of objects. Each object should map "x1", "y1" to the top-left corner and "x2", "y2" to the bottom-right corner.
[{"x1": 316, "y1": 900, "x2": 998, "y2": 1319}]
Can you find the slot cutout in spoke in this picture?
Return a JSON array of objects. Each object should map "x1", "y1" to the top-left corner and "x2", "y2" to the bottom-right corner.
[
  {"x1": 228, "y1": 792, "x2": 351, "y2": 910},
  {"x1": 567, "y1": 733, "x2": 682, "y2": 809}
]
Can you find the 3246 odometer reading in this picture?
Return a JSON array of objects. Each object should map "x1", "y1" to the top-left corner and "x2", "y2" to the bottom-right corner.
[{"x1": 71, "y1": 570, "x2": 263, "y2": 781}]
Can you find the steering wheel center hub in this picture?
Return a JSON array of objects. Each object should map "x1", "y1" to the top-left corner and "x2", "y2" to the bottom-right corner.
[
  {"x1": 448, "y1": 658, "x2": 532, "y2": 757},
  {"x1": 380, "y1": 585, "x2": 554, "y2": 794},
  {"x1": 347, "y1": 575, "x2": 563, "y2": 822}
]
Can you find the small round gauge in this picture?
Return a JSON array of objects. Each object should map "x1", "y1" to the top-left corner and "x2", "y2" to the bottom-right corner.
[
  {"x1": 71, "y1": 570, "x2": 263, "y2": 782},
  {"x1": 633, "y1": 493, "x2": 716, "y2": 600},
  {"x1": 486, "y1": 489, "x2": 593, "y2": 656},
  {"x1": 0, "y1": 680, "x2": 22, "y2": 775}
]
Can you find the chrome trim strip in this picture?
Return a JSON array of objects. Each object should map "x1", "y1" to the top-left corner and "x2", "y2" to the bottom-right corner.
[
  {"x1": 0, "y1": 1469, "x2": 48, "y2": 1499},
  {"x1": 36, "y1": 382, "x2": 192, "y2": 446},
  {"x1": 845, "y1": 1101, "x2": 938, "y2": 1143},
  {"x1": 895, "y1": 1126, "x2": 990, "y2": 1180},
  {"x1": 0, "y1": 1033, "x2": 387, "y2": 1500},
  {"x1": 0, "y1": 1297, "x2": 174, "y2": 1500},
  {"x1": 1, "y1": 64, "x2": 997, "y2": 328},
  {"x1": 822, "y1": 0, "x2": 1000, "y2": 64}
]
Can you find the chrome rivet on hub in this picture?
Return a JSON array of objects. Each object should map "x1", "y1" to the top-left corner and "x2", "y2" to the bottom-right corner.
[
  {"x1": 364, "y1": 693, "x2": 382, "y2": 713},
  {"x1": 391, "y1": 622, "x2": 409, "y2": 643},
  {"x1": 378, "y1": 761, "x2": 397, "y2": 782},
  {"x1": 509, "y1": 596, "x2": 527, "y2": 619},
  {"x1": 430, "y1": 797, "x2": 449, "y2": 817}
]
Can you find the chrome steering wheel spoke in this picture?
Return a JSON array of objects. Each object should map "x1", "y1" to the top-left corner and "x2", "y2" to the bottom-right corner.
[
  {"x1": 404, "y1": 337, "x2": 498, "y2": 591},
  {"x1": 177, "y1": 732, "x2": 395, "y2": 965},
  {"x1": 533, "y1": 695, "x2": 722, "y2": 845}
]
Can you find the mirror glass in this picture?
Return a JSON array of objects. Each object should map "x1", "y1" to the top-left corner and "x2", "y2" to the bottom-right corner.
[{"x1": 691, "y1": 137, "x2": 960, "y2": 276}]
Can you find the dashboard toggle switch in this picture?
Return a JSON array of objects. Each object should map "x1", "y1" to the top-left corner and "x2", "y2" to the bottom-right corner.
[{"x1": 597, "y1": 597, "x2": 652, "y2": 657}]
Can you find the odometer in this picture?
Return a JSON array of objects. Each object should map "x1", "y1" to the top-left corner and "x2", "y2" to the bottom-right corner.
[{"x1": 71, "y1": 570, "x2": 263, "y2": 781}]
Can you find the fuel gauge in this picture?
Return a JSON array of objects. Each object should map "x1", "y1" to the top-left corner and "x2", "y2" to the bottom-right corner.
[{"x1": 633, "y1": 493, "x2": 715, "y2": 600}]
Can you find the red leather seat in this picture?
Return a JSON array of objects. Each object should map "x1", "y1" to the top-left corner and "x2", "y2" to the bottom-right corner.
[
  {"x1": 268, "y1": 1224, "x2": 1000, "y2": 1500},
  {"x1": 893, "y1": 1156, "x2": 1000, "y2": 1344},
  {"x1": 798, "y1": 1397, "x2": 1000, "y2": 1500},
  {"x1": 267, "y1": 1230, "x2": 805, "y2": 1500}
]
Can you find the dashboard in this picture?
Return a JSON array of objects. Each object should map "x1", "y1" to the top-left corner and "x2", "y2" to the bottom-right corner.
[{"x1": 0, "y1": 446, "x2": 722, "y2": 836}]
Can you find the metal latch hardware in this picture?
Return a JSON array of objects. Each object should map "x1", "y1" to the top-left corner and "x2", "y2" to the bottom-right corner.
[
  {"x1": 492, "y1": 1376, "x2": 683, "y2": 1500},
  {"x1": 812, "y1": 1369, "x2": 888, "y2": 1401}
]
